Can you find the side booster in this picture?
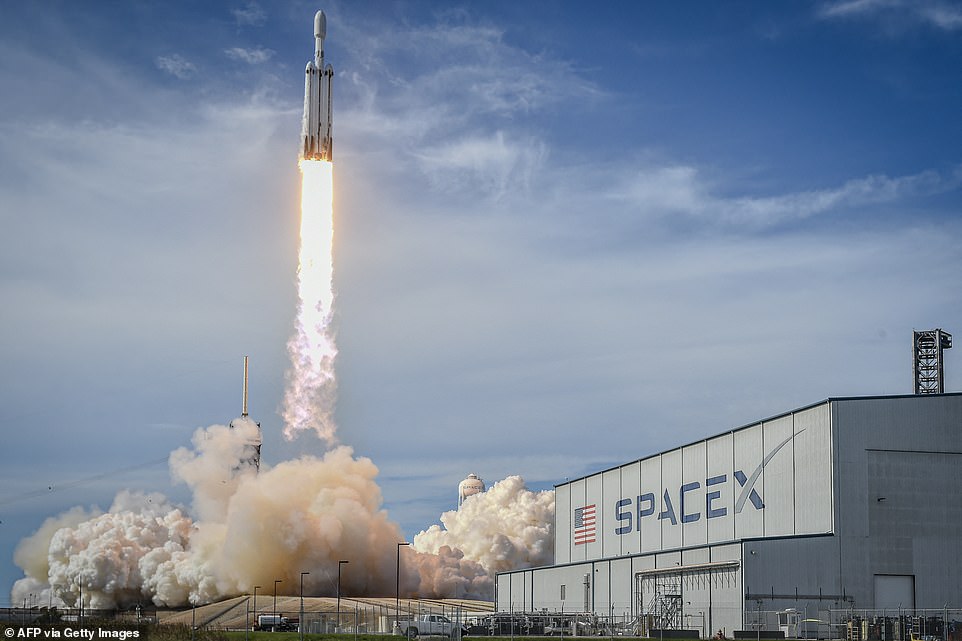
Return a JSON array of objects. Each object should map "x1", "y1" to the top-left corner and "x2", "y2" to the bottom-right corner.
[{"x1": 301, "y1": 10, "x2": 334, "y2": 161}]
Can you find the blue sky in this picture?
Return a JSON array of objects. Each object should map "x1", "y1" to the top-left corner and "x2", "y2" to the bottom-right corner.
[{"x1": 1, "y1": 0, "x2": 961, "y2": 603}]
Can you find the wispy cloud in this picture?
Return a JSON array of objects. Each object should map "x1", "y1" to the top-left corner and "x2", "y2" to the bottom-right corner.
[
  {"x1": 818, "y1": 0, "x2": 962, "y2": 31},
  {"x1": 231, "y1": 1, "x2": 266, "y2": 27},
  {"x1": 413, "y1": 132, "x2": 547, "y2": 200},
  {"x1": 339, "y1": 18, "x2": 602, "y2": 146},
  {"x1": 223, "y1": 46, "x2": 274, "y2": 64},
  {"x1": 819, "y1": 0, "x2": 902, "y2": 18},
  {"x1": 612, "y1": 164, "x2": 961, "y2": 229},
  {"x1": 335, "y1": 16, "x2": 601, "y2": 201},
  {"x1": 155, "y1": 54, "x2": 196, "y2": 79},
  {"x1": 920, "y1": 3, "x2": 962, "y2": 29},
  {"x1": 724, "y1": 169, "x2": 959, "y2": 225}
]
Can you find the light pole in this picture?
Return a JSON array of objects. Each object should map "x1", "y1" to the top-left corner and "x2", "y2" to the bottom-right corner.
[
  {"x1": 273, "y1": 579, "x2": 283, "y2": 630},
  {"x1": 252, "y1": 585, "x2": 261, "y2": 630},
  {"x1": 337, "y1": 561, "x2": 349, "y2": 630},
  {"x1": 396, "y1": 542, "x2": 410, "y2": 631},
  {"x1": 78, "y1": 575, "x2": 83, "y2": 627},
  {"x1": 246, "y1": 585, "x2": 261, "y2": 641},
  {"x1": 300, "y1": 572, "x2": 310, "y2": 641}
]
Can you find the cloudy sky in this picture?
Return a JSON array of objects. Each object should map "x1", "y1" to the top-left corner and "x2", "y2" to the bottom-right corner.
[{"x1": 1, "y1": 0, "x2": 961, "y2": 602}]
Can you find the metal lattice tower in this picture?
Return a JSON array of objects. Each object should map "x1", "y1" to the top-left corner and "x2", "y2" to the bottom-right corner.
[
  {"x1": 913, "y1": 329, "x2": 952, "y2": 394},
  {"x1": 647, "y1": 577, "x2": 681, "y2": 630}
]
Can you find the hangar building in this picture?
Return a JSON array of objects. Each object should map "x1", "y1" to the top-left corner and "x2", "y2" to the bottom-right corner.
[{"x1": 495, "y1": 393, "x2": 962, "y2": 635}]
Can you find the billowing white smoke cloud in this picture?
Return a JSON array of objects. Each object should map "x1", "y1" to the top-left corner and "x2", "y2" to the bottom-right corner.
[
  {"x1": 168, "y1": 417, "x2": 261, "y2": 522},
  {"x1": 47, "y1": 491, "x2": 192, "y2": 609},
  {"x1": 10, "y1": 420, "x2": 546, "y2": 608},
  {"x1": 405, "y1": 545, "x2": 494, "y2": 600},
  {"x1": 11, "y1": 506, "x2": 100, "y2": 608},
  {"x1": 413, "y1": 476, "x2": 555, "y2": 574}
]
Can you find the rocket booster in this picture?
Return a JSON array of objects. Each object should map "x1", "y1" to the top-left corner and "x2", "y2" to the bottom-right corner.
[{"x1": 301, "y1": 10, "x2": 333, "y2": 161}]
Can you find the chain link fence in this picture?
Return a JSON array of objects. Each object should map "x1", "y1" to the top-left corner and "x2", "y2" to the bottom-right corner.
[
  {"x1": 3, "y1": 604, "x2": 961, "y2": 639},
  {"x1": 738, "y1": 608, "x2": 962, "y2": 641}
]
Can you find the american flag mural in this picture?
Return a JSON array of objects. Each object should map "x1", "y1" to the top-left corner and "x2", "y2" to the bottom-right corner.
[{"x1": 573, "y1": 504, "x2": 596, "y2": 545}]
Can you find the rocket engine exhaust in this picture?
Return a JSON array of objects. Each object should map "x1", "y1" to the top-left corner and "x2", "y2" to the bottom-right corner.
[{"x1": 282, "y1": 10, "x2": 338, "y2": 441}]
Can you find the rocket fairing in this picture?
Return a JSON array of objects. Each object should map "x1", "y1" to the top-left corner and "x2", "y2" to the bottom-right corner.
[{"x1": 301, "y1": 10, "x2": 334, "y2": 161}]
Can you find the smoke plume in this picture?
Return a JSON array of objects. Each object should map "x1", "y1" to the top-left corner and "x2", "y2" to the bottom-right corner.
[
  {"x1": 413, "y1": 476, "x2": 555, "y2": 574},
  {"x1": 11, "y1": 419, "x2": 553, "y2": 608}
]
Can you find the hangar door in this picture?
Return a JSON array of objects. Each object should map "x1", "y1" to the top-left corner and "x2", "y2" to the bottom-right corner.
[
  {"x1": 874, "y1": 575, "x2": 915, "y2": 609},
  {"x1": 636, "y1": 562, "x2": 739, "y2": 634}
]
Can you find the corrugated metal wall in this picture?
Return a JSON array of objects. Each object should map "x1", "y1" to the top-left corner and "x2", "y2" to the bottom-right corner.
[
  {"x1": 555, "y1": 402, "x2": 834, "y2": 565},
  {"x1": 497, "y1": 542, "x2": 745, "y2": 635},
  {"x1": 833, "y1": 395, "x2": 962, "y2": 608}
]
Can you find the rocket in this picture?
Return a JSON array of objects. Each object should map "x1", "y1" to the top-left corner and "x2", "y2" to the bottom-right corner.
[{"x1": 301, "y1": 10, "x2": 334, "y2": 161}]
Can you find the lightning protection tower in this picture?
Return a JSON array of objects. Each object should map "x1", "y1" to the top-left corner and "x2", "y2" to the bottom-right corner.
[
  {"x1": 229, "y1": 355, "x2": 262, "y2": 472},
  {"x1": 913, "y1": 329, "x2": 952, "y2": 394}
]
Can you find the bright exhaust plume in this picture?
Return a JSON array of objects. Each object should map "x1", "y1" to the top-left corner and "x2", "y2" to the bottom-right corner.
[{"x1": 282, "y1": 159, "x2": 338, "y2": 442}]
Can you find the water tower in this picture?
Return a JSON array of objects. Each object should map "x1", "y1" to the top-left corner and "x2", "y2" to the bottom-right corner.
[{"x1": 458, "y1": 473, "x2": 485, "y2": 508}]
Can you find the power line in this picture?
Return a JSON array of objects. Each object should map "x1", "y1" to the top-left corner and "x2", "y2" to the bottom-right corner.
[{"x1": 0, "y1": 456, "x2": 170, "y2": 508}]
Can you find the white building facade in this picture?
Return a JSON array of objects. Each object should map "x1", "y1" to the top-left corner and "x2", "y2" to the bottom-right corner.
[{"x1": 496, "y1": 394, "x2": 962, "y2": 635}]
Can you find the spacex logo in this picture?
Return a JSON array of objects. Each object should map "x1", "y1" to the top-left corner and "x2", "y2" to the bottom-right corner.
[
  {"x1": 733, "y1": 430, "x2": 801, "y2": 513},
  {"x1": 612, "y1": 430, "x2": 803, "y2": 534}
]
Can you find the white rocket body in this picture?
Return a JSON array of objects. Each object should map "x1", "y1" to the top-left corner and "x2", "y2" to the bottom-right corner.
[{"x1": 301, "y1": 10, "x2": 333, "y2": 161}]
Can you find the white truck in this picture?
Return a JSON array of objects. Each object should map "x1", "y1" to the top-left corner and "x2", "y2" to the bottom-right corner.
[
  {"x1": 396, "y1": 614, "x2": 467, "y2": 638},
  {"x1": 256, "y1": 614, "x2": 295, "y2": 632}
]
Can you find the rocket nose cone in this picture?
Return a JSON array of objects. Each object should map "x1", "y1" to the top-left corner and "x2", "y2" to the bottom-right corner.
[{"x1": 314, "y1": 11, "x2": 327, "y2": 39}]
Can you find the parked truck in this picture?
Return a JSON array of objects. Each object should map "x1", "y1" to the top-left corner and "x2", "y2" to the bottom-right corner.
[
  {"x1": 396, "y1": 614, "x2": 468, "y2": 638},
  {"x1": 256, "y1": 614, "x2": 295, "y2": 631}
]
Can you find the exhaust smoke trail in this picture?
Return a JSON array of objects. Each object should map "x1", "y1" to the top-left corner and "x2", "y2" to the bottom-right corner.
[{"x1": 282, "y1": 159, "x2": 338, "y2": 442}]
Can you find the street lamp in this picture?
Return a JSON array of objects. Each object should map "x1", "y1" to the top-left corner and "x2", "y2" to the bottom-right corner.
[
  {"x1": 300, "y1": 572, "x2": 310, "y2": 641},
  {"x1": 247, "y1": 585, "x2": 261, "y2": 641},
  {"x1": 396, "y1": 542, "x2": 410, "y2": 630},
  {"x1": 337, "y1": 561, "x2": 349, "y2": 630},
  {"x1": 273, "y1": 579, "x2": 283, "y2": 630},
  {"x1": 77, "y1": 575, "x2": 84, "y2": 626}
]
